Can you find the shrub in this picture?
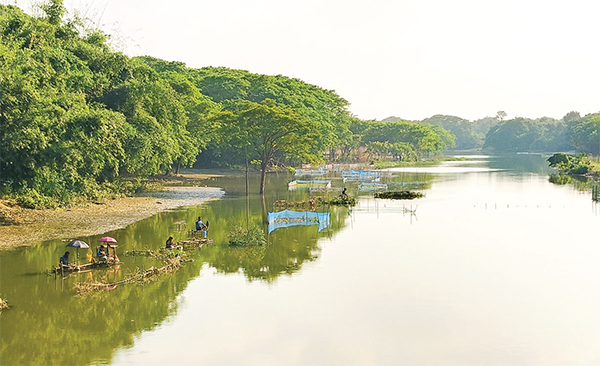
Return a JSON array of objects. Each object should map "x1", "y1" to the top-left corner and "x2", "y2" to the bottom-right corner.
[{"x1": 228, "y1": 224, "x2": 267, "y2": 247}]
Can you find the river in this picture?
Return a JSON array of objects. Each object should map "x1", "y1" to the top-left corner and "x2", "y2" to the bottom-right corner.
[{"x1": 2, "y1": 154, "x2": 600, "y2": 365}]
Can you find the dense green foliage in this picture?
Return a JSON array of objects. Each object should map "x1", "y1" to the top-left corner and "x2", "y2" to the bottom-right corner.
[
  {"x1": 547, "y1": 153, "x2": 593, "y2": 175},
  {"x1": 481, "y1": 111, "x2": 600, "y2": 155},
  {"x1": 374, "y1": 191, "x2": 424, "y2": 199},
  {"x1": 420, "y1": 115, "x2": 486, "y2": 150},
  {"x1": 228, "y1": 224, "x2": 267, "y2": 247},
  {"x1": 0, "y1": 3, "x2": 212, "y2": 206},
  {"x1": 216, "y1": 98, "x2": 321, "y2": 193},
  {"x1": 566, "y1": 112, "x2": 600, "y2": 155},
  {"x1": 352, "y1": 119, "x2": 455, "y2": 161},
  {"x1": 383, "y1": 114, "x2": 494, "y2": 150},
  {"x1": 484, "y1": 117, "x2": 570, "y2": 152},
  {"x1": 0, "y1": 2, "x2": 458, "y2": 204},
  {"x1": 325, "y1": 195, "x2": 358, "y2": 206}
]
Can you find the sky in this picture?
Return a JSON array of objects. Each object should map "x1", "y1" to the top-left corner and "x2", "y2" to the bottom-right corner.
[{"x1": 10, "y1": 0, "x2": 600, "y2": 121}]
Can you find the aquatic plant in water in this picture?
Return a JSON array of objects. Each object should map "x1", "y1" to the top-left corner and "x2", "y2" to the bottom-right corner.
[
  {"x1": 228, "y1": 224, "x2": 267, "y2": 247},
  {"x1": 374, "y1": 191, "x2": 423, "y2": 200},
  {"x1": 325, "y1": 195, "x2": 358, "y2": 206}
]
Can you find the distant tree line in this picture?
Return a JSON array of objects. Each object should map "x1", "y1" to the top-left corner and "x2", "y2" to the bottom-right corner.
[
  {"x1": 386, "y1": 111, "x2": 600, "y2": 156},
  {"x1": 2, "y1": 1, "x2": 599, "y2": 207}
]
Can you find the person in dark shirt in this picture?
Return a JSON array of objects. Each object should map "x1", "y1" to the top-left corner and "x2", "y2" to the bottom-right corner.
[{"x1": 60, "y1": 251, "x2": 70, "y2": 266}]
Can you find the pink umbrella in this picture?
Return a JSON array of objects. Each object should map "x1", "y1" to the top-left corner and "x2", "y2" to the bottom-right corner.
[{"x1": 98, "y1": 236, "x2": 117, "y2": 243}]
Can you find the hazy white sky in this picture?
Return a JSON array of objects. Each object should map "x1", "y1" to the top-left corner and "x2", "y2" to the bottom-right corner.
[{"x1": 12, "y1": 0, "x2": 600, "y2": 121}]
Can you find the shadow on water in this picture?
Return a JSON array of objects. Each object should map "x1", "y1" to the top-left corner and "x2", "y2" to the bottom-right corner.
[{"x1": 0, "y1": 172, "x2": 352, "y2": 365}]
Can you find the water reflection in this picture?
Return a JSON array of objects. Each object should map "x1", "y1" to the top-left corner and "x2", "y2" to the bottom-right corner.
[
  {"x1": 0, "y1": 173, "x2": 352, "y2": 365},
  {"x1": 5, "y1": 154, "x2": 600, "y2": 365},
  {"x1": 384, "y1": 166, "x2": 502, "y2": 173}
]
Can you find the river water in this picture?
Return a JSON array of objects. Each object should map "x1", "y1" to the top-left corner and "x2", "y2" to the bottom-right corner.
[{"x1": 2, "y1": 154, "x2": 600, "y2": 365}]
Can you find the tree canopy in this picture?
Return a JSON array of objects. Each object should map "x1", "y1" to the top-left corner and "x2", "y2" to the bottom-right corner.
[
  {"x1": 217, "y1": 98, "x2": 321, "y2": 193},
  {"x1": 0, "y1": 3, "x2": 357, "y2": 202},
  {"x1": 483, "y1": 117, "x2": 570, "y2": 152}
]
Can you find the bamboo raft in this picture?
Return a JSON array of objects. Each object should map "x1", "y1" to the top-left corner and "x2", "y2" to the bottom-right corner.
[
  {"x1": 52, "y1": 259, "x2": 119, "y2": 275},
  {"x1": 75, "y1": 257, "x2": 183, "y2": 297},
  {"x1": 273, "y1": 198, "x2": 320, "y2": 210},
  {"x1": 178, "y1": 237, "x2": 213, "y2": 249},
  {"x1": 71, "y1": 236, "x2": 210, "y2": 297}
]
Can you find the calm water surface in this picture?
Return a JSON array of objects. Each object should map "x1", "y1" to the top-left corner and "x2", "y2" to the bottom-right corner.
[{"x1": 2, "y1": 154, "x2": 600, "y2": 365}]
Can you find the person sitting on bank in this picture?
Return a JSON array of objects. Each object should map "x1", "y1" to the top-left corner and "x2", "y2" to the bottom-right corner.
[
  {"x1": 60, "y1": 251, "x2": 70, "y2": 267},
  {"x1": 166, "y1": 236, "x2": 174, "y2": 249},
  {"x1": 340, "y1": 187, "x2": 348, "y2": 197}
]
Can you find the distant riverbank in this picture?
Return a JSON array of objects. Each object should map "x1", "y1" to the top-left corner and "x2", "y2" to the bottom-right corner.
[{"x1": 0, "y1": 169, "x2": 237, "y2": 250}]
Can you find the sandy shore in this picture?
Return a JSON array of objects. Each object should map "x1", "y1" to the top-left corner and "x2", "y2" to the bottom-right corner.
[{"x1": 0, "y1": 172, "x2": 230, "y2": 250}]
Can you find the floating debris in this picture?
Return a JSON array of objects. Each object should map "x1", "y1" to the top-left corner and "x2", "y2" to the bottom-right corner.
[
  {"x1": 75, "y1": 257, "x2": 185, "y2": 297},
  {"x1": 122, "y1": 249, "x2": 158, "y2": 257},
  {"x1": 273, "y1": 195, "x2": 356, "y2": 208},
  {"x1": 273, "y1": 198, "x2": 321, "y2": 210},
  {"x1": 0, "y1": 298, "x2": 9, "y2": 313},
  {"x1": 324, "y1": 196, "x2": 357, "y2": 206},
  {"x1": 403, "y1": 205, "x2": 418, "y2": 214},
  {"x1": 374, "y1": 191, "x2": 423, "y2": 200},
  {"x1": 178, "y1": 237, "x2": 213, "y2": 249}
]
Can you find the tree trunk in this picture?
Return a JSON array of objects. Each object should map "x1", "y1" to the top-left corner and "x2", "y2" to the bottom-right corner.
[
  {"x1": 261, "y1": 193, "x2": 269, "y2": 225},
  {"x1": 245, "y1": 157, "x2": 249, "y2": 196},
  {"x1": 259, "y1": 163, "x2": 267, "y2": 194}
]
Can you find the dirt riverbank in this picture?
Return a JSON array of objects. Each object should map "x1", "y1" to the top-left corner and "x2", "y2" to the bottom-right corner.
[{"x1": 0, "y1": 170, "x2": 235, "y2": 250}]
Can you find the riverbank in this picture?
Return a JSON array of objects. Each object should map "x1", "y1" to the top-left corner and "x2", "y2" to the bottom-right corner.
[{"x1": 0, "y1": 169, "x2": 236, "y2": 250}]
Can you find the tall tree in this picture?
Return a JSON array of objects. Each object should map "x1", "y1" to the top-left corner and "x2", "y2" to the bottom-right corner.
[{"x1": 220, "y1": 99, "x2": 321, "y2": 193}]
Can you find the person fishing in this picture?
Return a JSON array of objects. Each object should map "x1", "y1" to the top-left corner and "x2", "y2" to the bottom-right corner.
[
  {"x1": 165, "y1": 236, "x2": 174, "y2": 249},
  {"x1": 195, "y1": 216, "x2": 204, "y2": 232},
  {"x1": 97, "y1": 246, "x2": 108, "y2": 262},
  {"x1": 341, "y1": 187, "x2": 348, "y2": 197},
  {"x1": 59, "y1": 251, "x2": 70, "y2": 266}
]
